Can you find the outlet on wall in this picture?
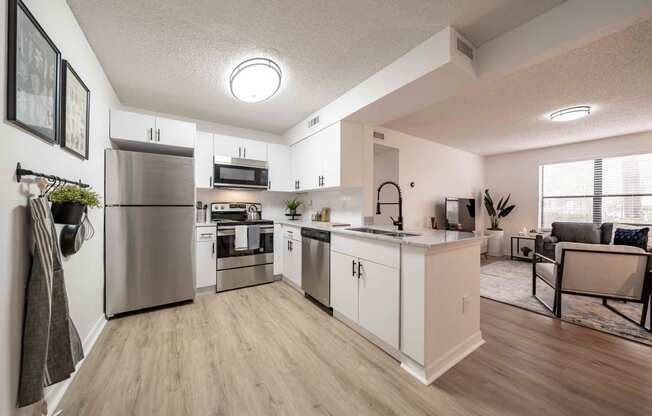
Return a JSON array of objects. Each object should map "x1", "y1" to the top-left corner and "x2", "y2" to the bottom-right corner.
[{"x1": 462, "y1": 294, "x2": 470, "y2": 314}]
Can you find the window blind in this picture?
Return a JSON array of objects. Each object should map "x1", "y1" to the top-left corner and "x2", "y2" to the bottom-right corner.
[{"x1": 539, "y1": 153, "x2": 652, "y2": 228}]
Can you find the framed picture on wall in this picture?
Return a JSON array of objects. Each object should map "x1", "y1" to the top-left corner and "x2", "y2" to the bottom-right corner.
[
  {"x1": 6, "y1": 0, "x2": 61, "y2": 144},
  {"x1": 61, "y1": 61, "x2": 90, "y2": 159}
]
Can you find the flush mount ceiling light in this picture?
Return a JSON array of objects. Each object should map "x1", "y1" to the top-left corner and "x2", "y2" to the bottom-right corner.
[
  {"x1": 230, "y1": 58, "x2": 282, "y2": 103},
  {"x1": 549, "y1": 105, "x2": 591, "y2": 122}
]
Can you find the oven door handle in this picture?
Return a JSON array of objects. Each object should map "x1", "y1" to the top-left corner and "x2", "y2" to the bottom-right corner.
[{"x1": 217, "y1": 229, "x2": 274, "y2": 237}]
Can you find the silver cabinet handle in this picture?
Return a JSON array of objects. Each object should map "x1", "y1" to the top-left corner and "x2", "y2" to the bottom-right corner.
[
  {"x1": 157, "y1": 129, "x2": 161, "y2": 142},
  {"x1": 210, "y1": 176, "x2": 213, "y2": 187},
  {"x1": 238, "y1": 147, "x2": 242, "y2": 158},
  {"x1": 352, "y1": 260, "x2": 356, "y2": 277},
  {"x1": 212, "y1": 242, "x2": 215, "y2": 254},
  {"x1": 244, "y1": 147, "x2": 247, "y2": 158},
  {"x1": 148, "y1": 128, "x2": 153, "y2": 141},
  {"x1": 358, "y1": 261, "x2": 363, "y2": 278}
]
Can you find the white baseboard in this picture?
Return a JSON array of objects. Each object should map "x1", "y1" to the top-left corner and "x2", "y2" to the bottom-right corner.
[
  {"x1": 425, "y1": 331, "x2": 485, "y2": 384},
  {"x1": 45, "y1": 315, "x2": 107, "y2": 415}
]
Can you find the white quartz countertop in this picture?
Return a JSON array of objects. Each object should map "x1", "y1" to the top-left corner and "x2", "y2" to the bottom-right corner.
[{"x1": 272, "y1": 218, "x2": 481, "y2": 249}]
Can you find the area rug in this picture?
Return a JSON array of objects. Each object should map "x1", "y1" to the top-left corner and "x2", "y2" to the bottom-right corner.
[{"x1": 480, "y1": 260, "x2": 652, "y2": 346}]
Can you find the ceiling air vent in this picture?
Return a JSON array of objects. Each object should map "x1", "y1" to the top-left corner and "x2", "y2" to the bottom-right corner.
[
  {"x1": 456, "y1": 38, "x2": 474, "y2": 60},
  {"x1": 308, "y1": 115, "x2": 320, "y2": 128},
  {"x1": 373, "y1": 131, "x2": 385, "y2": 140}
]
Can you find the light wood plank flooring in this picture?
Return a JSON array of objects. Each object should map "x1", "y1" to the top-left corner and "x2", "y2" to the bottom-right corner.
[{"x1": 57, "y1": 281, "x2": 652, "y2": 416}]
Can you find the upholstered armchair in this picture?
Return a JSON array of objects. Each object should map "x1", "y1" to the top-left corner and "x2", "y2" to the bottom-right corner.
[{"x1": 532, "y1": 242, "x2": 651, "y2": 330}]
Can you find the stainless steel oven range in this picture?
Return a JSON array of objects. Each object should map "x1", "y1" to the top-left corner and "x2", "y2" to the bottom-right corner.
[{"x1": 212, "y1": 203, "x2": 275, "y2": 292}]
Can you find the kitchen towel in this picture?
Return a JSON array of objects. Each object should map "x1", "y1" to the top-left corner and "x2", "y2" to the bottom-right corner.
[
  {"x1": 234, "y1": 225, "x2": 248, "y2": 251},
  {"x1": 248, "y1": 225, "x2": 260, "y2": 250},
  {"x1": 18, "y1": 197, "x2": 84, "y2": 408}
]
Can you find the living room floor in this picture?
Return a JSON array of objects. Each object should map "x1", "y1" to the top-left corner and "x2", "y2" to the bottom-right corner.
[{"x1": 57, "y1": 281, "x2": 652, "y2": 416}]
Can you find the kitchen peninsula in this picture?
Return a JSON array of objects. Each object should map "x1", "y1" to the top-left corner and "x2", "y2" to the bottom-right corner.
[{"x1": 275, "y1": 220, "x2": 484, "y2": 385}]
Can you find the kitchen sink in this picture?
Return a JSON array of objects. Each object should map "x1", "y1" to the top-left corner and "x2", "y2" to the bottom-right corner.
[{"x1": 346, "y1": 227, "x2": 420, "y2": 238}]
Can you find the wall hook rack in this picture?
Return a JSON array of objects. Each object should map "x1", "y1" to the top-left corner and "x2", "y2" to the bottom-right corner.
[{"x1": 15, "y1": 162, "x2": 89, "y2": 188}]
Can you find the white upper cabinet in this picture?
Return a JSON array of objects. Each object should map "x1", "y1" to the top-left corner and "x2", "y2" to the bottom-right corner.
[
  {"x1": 110, "y1": 109, "x2": 195, "y2": 150},
  {"x1": 155, "y1": 117, "x2": 196, "y2": 149},
  {"x1": 289, "y1": 121, "x2": 362, "y2": 192},
  {"x1": 267, "y1": 143, "x2": 292, "y2": 192},
  {"x1": 241, "y1": 138, "x2": 268, "y2": 161},
  {"x1": 195, "y1": 132, "x2": 214, "y2": 188},
  {"x1": 213, "y1": 134, "x2": 268, "y2": 161},
  {"x1": 110, "y1": 110, "x2": 156, "y2": 143}
]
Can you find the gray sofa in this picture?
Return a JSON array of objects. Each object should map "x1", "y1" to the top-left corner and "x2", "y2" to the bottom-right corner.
[{"x1": 535, "y1": 222, "x2": 645, "y2": 260}]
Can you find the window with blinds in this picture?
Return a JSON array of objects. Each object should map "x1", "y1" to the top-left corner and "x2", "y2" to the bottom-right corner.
[{"x1": 539, "y1": 153, "x2": 652, "y2": 229}]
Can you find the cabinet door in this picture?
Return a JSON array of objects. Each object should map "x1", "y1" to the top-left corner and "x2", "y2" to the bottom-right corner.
[
  {"x1": 302, "y1": 134, "x2": 321, "y2": 190},
  {"x1": 282, "y1": 237, "x2": 301, "y2": 287},
  {"x1": 196, "y1": 240, "x2": 216, "y2": 288},
  {"x1": 195, "y1": 132, "x2": 214, "y2": 188},
  {"x1": 267, "y1": 143, "x2": 292, "y2": 191},
  {"x1": 155, "y1": 117, "x2": 195, "y2": 149},
  {"x1": 289, "y1": 238, "x2": 302, "y2": 287},
  {"x1": 242, "y1": 139, "x2": 268, "y2": 161},
  {"x1": 273, "y1": 224, "x2": 284, "y2": 275},
  {"x1": 319, "y1": 123, "x2": 341, "y2": 188},
  {"x1": 290, "y1": 140, "x2": 304, "y2": 191},
  {"x1": 331, "y1": 251, "x2": 358, "y2": 323},
  {"x1": 214, "y1": 134, "x2": 243, "y2": 158},
  {"x1": 357, "y1": 260, "x2": 399, "y2": 349},
  {"x1": 110, "y1": 109, "x2": 156, "y2": 143}
]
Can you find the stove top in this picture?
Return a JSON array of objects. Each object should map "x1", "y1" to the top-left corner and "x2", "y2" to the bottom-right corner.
[{"x1": 215, "y1": 219, "x2": 274, "y2": 227}]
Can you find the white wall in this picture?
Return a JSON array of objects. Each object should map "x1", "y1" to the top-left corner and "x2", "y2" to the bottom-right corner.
[
  {"x1": 0, "y1": 1, "x2": 120, "y2": 414},
  {"x1": 484, "y1": 131, "x2": 652, "y2": 247},
  {"x1": 362, "y1": 126, "x2": 485, "y2": 230}
]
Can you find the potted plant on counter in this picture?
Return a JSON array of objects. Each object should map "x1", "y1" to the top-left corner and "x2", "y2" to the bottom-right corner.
[
  {"x1": 285, "y1": 197, "x2": 303, "y2": 220},
  {"x1": 483, "y1": 189, "x2": 515, "y2": 256},
  {"x1": 49, "y1": 184, "x2": 101, "y2": 225}
]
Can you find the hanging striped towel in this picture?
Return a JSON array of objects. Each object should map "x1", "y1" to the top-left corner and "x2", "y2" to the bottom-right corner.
[{"x1": 18, "y1": 197, "x2": 83, "y2": 408}]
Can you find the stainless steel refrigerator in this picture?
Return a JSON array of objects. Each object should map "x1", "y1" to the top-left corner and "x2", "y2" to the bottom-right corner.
[{"x1": 105, "y1": 149, "x2": 195, "y2": 317}]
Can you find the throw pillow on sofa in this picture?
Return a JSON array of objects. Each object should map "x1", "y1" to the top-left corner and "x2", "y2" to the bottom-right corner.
[
  {"x1": 609, "y1": 223, "x2": 652, "y2": 251},
  {"x1": 613, "y1": 227, "x2": 649, "y2": 250}
]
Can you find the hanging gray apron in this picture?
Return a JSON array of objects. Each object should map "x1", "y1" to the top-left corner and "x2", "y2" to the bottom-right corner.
[{"x1": 18, "y1": 197, "x2": 84, "y2": 407}]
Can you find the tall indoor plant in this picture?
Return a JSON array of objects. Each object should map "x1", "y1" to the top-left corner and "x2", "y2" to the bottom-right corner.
[
  {"x1": 49, "y1": 184, "x2": 101, "y2": 225},
  {"x1": 483, "y1": 189, "x2": 516, "y2": 256}
]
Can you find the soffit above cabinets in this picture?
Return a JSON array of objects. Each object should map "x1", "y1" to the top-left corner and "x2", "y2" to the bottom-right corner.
[{"x1": 66, "y1": 0, "x2": 564, "y2": 134}]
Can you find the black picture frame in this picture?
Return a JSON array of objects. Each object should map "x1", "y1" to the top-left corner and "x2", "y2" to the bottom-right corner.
[
  {"x1": 61, "y1": 60, "x2": 90, "y2": 160},
  {"x1": 6, "y1": 0, "x2": 61, "y2": 144}
]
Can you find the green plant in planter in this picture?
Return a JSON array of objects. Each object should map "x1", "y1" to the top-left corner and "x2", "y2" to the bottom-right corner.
[
  {"x1": 48, "y1": 185, "x2": 101, "y2": 225},
  {"x1": 285, "y1": 197, "x2": 303, "y2": 213},
  {"x1": 483, "y1": 189, "x2": 515, "y2": 231},
  {"x1": 49, "y1": 185, "x2": 101, "y2": 208}
]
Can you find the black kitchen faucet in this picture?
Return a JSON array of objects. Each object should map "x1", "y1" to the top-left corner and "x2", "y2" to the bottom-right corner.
[{"x1": 376, "y1": 181, "x2": 403, "y2": 231}]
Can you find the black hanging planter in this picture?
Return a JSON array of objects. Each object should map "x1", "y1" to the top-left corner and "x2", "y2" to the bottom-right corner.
[{"x1": 51, "y1": 202, "x2": 85, "y2": 225}]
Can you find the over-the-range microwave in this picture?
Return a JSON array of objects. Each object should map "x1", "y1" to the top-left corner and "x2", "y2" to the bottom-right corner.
[{"x1": 213, "y1": 155, "x2": 269, "y2": 190}]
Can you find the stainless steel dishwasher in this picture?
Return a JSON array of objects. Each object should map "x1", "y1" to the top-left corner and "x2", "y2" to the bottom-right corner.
[{"x1": 301, "y1": 227, "x2": 331, "y2": 308}]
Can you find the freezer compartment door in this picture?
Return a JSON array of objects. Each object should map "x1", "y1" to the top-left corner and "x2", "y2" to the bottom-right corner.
[
  {"x1": 105, "y1": 206, "x2": 195, "y2": 316},
  {"x1": 105, "y1": 149, "x2": 194, "y2": 205}
]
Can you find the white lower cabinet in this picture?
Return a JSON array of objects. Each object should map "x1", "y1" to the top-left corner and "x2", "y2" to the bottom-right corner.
[
  {"x1": 195, "y1": 228, "x2": 217, "y2": 288},
  {"x1": 282, "y1": 236, "x2": 302, "y2": 288},
  {"x1": 357, "y1": 259, "x2": 399, "y2": 349},
  {"x1": 331, "y1": 251, "x2": 358, "y2": 322},
  {"x1": 331, "y1": 237, "x2": 400, "y2": 350}
]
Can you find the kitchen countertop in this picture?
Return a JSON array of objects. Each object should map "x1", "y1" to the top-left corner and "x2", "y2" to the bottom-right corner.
[{"x1": 272, "y1": 218, "x2": 481, "y2": 249}]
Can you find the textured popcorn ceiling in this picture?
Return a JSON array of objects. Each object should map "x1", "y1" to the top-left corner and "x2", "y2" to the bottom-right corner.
[
  {"x1": 385, "y1": 18, "x2": 652, "y2": 156},
  {"x1": 66, "y1": 0, "x2": 563, "y2": 133}
]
